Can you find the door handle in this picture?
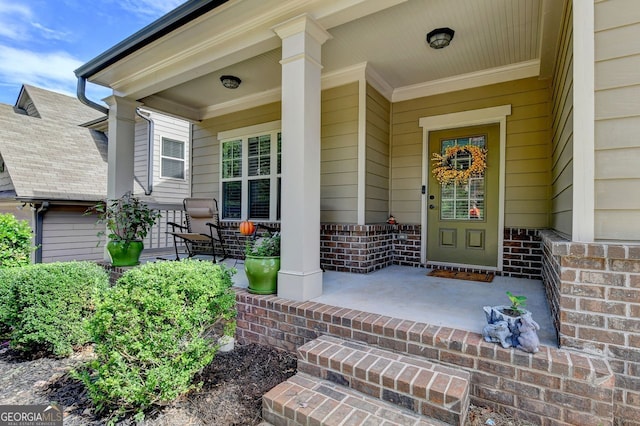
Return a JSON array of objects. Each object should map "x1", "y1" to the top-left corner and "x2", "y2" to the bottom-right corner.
[{"x1": 429, "y1": 204, "x2": 436, "y2": 209}]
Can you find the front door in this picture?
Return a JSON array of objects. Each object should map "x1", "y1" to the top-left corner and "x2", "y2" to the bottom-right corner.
[{"x1": 426, "y1": 124, "x2": 499, "y2": 268}]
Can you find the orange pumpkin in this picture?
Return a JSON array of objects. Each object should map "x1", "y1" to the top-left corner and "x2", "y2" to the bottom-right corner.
[{"x1": 239, "y1": 220, "x2": 256, "y2": 236}]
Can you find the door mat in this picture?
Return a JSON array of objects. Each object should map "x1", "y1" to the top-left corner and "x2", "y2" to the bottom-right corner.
[{"x1": 427, "y1": 269, "x2": 494, "y2": 283}]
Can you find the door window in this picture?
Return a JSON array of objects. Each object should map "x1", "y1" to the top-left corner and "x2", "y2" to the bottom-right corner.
[{"x1": 439, "y1": 136, "x2": 486, "y2": 221}]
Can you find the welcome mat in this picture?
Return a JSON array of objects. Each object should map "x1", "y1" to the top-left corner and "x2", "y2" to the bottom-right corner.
[{"x1": 427, "y1": 269, "x2": 494, "y2": 283}]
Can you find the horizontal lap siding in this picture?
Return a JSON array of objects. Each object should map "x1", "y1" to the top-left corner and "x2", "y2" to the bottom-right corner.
[
  {"x1": 594, "y1": 0, "x2": 640, "y2": 240},
  {"x1": 321, "y1": 83, "x2": 358, "y2": 223},
  {"x1": 191, "y1": 103, "x2": 281, "y2": 200},
  {"x1": 391, "y1": 77, "x2": 551, "y2": 226},
  {"x1": 134, "y1": 113, "x2": 191, "y2": 203},
  {"x1": 550, "y1": 1, "x2": 573, "y2": 238},
  {"x1": 41, "y1": 207, "x2": 103, "y2": 263},
  {"x1": 366, "y1": 84, "x2": 390, "y2": 224}
]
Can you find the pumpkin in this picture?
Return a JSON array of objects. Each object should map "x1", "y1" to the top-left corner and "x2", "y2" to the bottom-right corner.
[{"x1": 239, "y1": 220, "x2": 256, "y2": 236}]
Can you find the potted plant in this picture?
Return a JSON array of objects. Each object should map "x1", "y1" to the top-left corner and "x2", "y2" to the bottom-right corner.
[
  {"x1": 87, "y1": 192, "x2": 161, "y2": 266},
  {"x1": 244, "y1": 229, "x2": 280, "y2": 295},
  {"x1": 483, "y1": 291, "x2": 540, "y2": 352}
]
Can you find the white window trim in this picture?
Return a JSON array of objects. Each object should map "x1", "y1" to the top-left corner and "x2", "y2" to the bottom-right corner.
[
  {"x1": 419, "y1": 105, "x2": 511, "y2": 271},
  {"x1": 160, "y1": 137, "x2": 186, "y2": 180},
  {"x1": 218, "y1": 121, "x2": 282, "y2": 221}
]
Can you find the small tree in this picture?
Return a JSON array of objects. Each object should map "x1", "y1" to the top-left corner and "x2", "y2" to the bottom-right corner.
[{"x1": 0, "y1": 213, "x2": 34, "y2": 269}]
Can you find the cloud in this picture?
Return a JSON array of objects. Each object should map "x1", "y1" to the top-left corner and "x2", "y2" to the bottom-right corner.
[
  {"x1": 118, "y1": 0, "x2": 185, "y2": 18},
  {"x1": 0, "y1": 0, "x2": 32, "y2": 40},
  {"x1": 0, "y1": 45, "x2": 82, "y2": 96},
  {"x1": 30, "y1": 22, "x2": 71, "y2": 41}
]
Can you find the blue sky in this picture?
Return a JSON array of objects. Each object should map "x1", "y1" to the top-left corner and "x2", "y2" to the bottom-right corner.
[{"x1": 0, "y1": 0, "x2": 185, "y2": 106}]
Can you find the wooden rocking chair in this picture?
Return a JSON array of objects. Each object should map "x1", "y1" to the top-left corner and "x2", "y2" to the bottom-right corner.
[{"x1": 167, "y1": 198, "x2": 228, "y2": 262}]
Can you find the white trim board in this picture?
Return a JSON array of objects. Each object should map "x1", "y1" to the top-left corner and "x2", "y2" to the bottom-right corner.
[
  {"x1": 197, "y1": 60, "x2": 537, "y2": 120},
  {"x1": 419, "y1": 105, "x2": 512, "y2": 270}
]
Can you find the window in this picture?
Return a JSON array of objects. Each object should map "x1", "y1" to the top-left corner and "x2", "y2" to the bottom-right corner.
[
  {"x1": 161, "y1": 138, "x2": 185, "y2": 179},
  {"x1": 219, "y1": 122, "x2": 281, "y2": 220}
]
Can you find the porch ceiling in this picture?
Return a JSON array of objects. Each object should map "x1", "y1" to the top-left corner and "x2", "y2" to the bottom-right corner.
[{"x1": 90, "y1": 0, "x2": 562, "y2": 120}]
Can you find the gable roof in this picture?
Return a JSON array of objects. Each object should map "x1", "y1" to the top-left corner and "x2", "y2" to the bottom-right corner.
[{"x1": 0, "y1": 85, "x2": 108, "y2": 202}]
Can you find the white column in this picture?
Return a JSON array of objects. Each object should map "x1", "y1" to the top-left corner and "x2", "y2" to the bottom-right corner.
[
  {"x1": 104, "y1": 96, "x2": 140, "y2": 199},
  {"x1": 273, "y1": 15, "x2": 331, "y2": 301},
  {"x1": 572, "y1": 1, "x2": 595, "y2": 242}
]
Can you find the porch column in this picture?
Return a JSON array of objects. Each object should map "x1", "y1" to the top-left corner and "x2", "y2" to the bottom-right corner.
[
  {"x1": 104, "y1": 95, "x2": 140, "y2": 199},
  {"x1": 273, "y1": 15, "x2": 331, "y2": 301},
  {"x1": 103, "y1": 96, "x2": 139, "y2": 261}
]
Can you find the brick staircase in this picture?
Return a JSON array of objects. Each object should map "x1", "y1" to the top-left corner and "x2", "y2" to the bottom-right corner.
[{"x1": 263, "y1": 335, "x2": 471, "y2": 425}]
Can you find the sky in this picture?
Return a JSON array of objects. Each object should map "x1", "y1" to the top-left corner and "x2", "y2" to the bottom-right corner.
[{"x1": 0, "y1": 0, "x2": 185, "y2": 106}]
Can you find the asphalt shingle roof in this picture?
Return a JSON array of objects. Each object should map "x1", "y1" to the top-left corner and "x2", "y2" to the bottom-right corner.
[{"x1": 0, "y1": 85, "x2": 108, "y2": 201}]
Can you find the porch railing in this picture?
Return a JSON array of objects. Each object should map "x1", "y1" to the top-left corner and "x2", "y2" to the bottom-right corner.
[{"x1": 144, "y1": 203, "x2": 185, "y2": 251}]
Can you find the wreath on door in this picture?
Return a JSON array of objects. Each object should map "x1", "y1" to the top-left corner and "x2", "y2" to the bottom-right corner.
[{"x1": 431, "y1": 145, "x2": 487, "y2": 185}]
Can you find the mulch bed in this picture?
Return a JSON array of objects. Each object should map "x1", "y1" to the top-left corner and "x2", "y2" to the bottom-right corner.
[
  {"x1": 1, "y1": 343, "x2": 297, "y2": 425},
  {"x1": 1, "y1": 342, "x2": 532, "y2": 425}
]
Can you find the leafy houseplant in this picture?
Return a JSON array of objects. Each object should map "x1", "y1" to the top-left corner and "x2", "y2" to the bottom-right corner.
[
  {"x1": 87, "y1": 192, "x2": 161, "y2": 266},
  {"x1": 244, "y1": 231, "x2": 280, "y2": 295},
  {"x1": 245, "y1": 232, "x2": 281, "y2": 257},
  {"x1": 505, "y1": 291, "x2": 527, "y2": 316}
]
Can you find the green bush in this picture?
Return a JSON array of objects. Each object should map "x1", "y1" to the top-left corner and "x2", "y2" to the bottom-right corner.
[
  {"x1": 3, "y1": 262, "x2": 109, "y2": 356},
  {"x1": 78, "y1": 259, "x2": 236, "y2": 415},
  {"x1": 0, "y1": 269, "x2": 16, "y2": 339},
  {"x1": 0, "y1": 213, "x2": 34, "y2": 269}
]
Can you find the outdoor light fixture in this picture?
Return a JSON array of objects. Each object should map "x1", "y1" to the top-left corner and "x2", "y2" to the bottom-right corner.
[
  {"x1": 220, "y1": 75, "x2": 241, "y2": 89},
  {"x1": 426, "y1": 27, "x2": 455, "y2": 49}
]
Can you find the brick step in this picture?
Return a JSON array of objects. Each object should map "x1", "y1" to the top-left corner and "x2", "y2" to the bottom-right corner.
[
  {"x1": 263, "y1": 373, "x2": 450, "y2": 426},
  {"x1": 297, "y1": 335, "x2": 470, "y2": 426}
]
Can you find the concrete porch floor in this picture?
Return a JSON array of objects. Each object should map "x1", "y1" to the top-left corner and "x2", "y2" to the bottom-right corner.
[{"x1": 226, "y1": 260, "x2": 557, "y2": 347}]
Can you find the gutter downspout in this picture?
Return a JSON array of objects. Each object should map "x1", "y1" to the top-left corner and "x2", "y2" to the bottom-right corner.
[
  {"x1": 76, "y1": 77, "x2": 108, "y2": 115},
  {"x1": 34, "y1": 201, "x2": 49, "y2": 263},
  {"x1": 76, "y1": 78, "x2": 155, "y2": 197},
  {"x1": 135, "y1": 109, "x2": 154, "y2": 196}
]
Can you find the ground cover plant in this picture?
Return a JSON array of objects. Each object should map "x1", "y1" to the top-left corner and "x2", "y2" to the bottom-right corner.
[
  {"x1": 0, "y1": 261, "x2": 108, "y2": 357},
  {"x1": 0, "y1": 213, "x2": 33, "y2": 269},
  {"x1": 77, "y1": 259, "x2": 236, "y2": 419}
]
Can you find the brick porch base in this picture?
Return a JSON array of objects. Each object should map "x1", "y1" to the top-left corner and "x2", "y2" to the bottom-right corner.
[{"x1": 237, "y1": 288, "x2": 615, "y2": 425}]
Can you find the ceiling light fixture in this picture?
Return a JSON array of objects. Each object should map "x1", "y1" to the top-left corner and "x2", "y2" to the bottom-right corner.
[
  {"x1": 426, "y1": 27, "x2": 455, "y2": 49},
  {"x1": 220, "y1": 75, "x2": 241, "y2": 89}
]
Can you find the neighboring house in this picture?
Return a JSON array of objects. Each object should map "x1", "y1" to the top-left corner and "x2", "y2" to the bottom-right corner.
[
  {"x1": 74, "y1": 1, "x2": 639, "y2": 423},
  {"x1": 0, "y1": 85, "x2": 190, "y2": 263}
]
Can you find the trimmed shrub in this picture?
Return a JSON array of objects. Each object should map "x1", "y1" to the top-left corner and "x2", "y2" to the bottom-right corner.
[
  {"x1": 4, "y1": 261, "x2": 109, "y2": 356},
  {"x1": 0, "y1": 213, "x2": 33, "y2": 269},
  {"x1": 79, "y1": 259, "x2": 236, "y2": 415},
  {"x1": 0, "y1": 269, "x2": 16, "y2": 339}
]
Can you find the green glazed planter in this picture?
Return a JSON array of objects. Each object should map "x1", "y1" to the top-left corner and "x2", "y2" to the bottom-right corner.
[
  {"x1": 245, "y1": 255, "x2": 280, "y2": 295},
  {"x1": 107, "y1": 240, "x2": 144, "y2": 267}
]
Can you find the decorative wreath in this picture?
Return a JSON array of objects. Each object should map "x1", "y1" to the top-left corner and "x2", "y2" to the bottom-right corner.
[{"x1": 431, "y1": 145, "x2": 487, "y2": 185}]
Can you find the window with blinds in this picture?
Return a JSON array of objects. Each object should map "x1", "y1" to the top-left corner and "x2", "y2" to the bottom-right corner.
[
  {"x1": 161, "y1": 137, "x2": 185, "y2": 179},
  {"x1": 220, "y1": 125, "x2": 281, "y2": 221}
]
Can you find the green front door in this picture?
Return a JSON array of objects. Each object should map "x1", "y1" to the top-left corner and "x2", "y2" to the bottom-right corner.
[{"x1": 427, "y1": 124, "x2": 500, "y2": 268}]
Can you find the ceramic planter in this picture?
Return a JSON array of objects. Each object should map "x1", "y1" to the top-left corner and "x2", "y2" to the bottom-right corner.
[
  {"x1": 107, "y1": 240, "x2": 144, "y2": 267},
  {"x1": 245, "y1": 255, "x2": 280, "y2": 295}
]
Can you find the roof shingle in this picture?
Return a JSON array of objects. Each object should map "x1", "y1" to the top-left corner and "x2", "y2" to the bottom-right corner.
[{"x1": 0, "y1": 85, "x2": 108, "y2": 201}]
